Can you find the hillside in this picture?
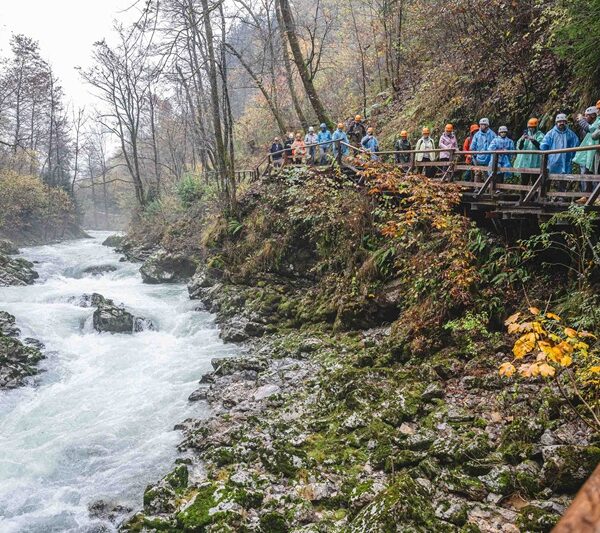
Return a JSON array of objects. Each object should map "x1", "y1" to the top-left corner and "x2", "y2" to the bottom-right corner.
[{"x1": 119, "y1": 164, "x2": 600, "y2": 531}]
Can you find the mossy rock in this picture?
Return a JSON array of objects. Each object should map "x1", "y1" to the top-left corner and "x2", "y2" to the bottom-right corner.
[
  {"x1": 348, "y1": 474, "x2": 454, "y2": 532},
  {"x1": 541, "y1": 445, "x2": 600, "y2": 493},
  {"x1": 499, "y1": 441, "x2": 537, "y2": 465},
  {"x1": 516, "y1": 504, "x2": 561, "y2": 532},
  {"x1": 259, "y1": 511, "x2": 289, "y2": 533},
  {"x1": 431, "y1": 432, "x2": 491, "y2": 464},
  {"x1": 479, "y1": 465, "x2": 516, "y2": 496},
  {"x1": 500, "y1": 418, "x2": 545, "y2": 444},
  {"x1": 441, "y1": 470, "x2": 488, "y2": 501},
  {"x1": 176, "y1": 482, "x2": 217, "y2": 531}
]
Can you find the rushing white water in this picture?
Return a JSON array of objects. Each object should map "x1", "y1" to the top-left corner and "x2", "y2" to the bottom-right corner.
[{"x1": 0, "y1": 232, "x2": 234, "y2": 532}]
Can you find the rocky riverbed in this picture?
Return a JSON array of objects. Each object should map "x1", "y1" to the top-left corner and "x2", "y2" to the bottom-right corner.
[{"x1": 119, "y1": 254, "x2": 599, "y2": 532}]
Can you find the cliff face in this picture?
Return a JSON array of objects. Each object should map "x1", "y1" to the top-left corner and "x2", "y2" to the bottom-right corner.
[{"x1": 122, "y1": 166, "x2": 598, "y2": 532}]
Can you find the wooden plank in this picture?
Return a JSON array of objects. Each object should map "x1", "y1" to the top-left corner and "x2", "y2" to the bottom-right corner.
[
  {"x1": 548, "y1": 174, "x2": 600, "y2": 183},
  {"x1": 495, "y1": 183, "x2": 533, "y2": 191},
  {"x1": 546, "y1": 191, "x2": 591, "y2": 198},
  {"x1": 475, "y1": 173, "x2": 495, "y2": 199},
  {"x1": 553, "y1": 465, "x2": 600, "y2": 532}
]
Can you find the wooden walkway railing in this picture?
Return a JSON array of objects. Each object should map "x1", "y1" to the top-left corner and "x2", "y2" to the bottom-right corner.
[{"x1": 254, "y1": 140, "x2": 600, "y2": 218}]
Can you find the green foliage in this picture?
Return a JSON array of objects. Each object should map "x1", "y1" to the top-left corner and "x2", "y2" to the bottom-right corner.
[
  {"x1": 555, "y1": 0, "x2": 600, "y2": 92},
  {"x1": 177, "y1": 173, "x2": 204, "y2": 208}
]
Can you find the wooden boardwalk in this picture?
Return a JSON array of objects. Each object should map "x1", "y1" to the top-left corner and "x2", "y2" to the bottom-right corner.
[{"x1": 248, "y1": 141, "x2": 600, "y2": 220}]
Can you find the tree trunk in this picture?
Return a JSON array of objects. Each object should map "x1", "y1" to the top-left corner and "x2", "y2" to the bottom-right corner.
[
  {"x1": 277, "y1": 0, "x2": 331, "y2": 126},
  {"x1": 275, "y1": 0, "x2": 308, "y2": 130}
]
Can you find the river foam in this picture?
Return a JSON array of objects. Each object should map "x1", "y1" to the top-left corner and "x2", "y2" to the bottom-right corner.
[{"x1": 0, "y1": 232, "x2": 234, "y2": 532}]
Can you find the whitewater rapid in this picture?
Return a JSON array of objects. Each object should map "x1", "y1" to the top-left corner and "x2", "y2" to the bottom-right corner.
[{"x1": 0, "y1": 232, "x2": 234, "y2": 532}]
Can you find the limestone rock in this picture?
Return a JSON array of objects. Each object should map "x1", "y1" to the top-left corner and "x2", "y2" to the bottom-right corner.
[
  {"x1": 0, "y1": 253, "x2": 39, "y2": 286},
  {"x1": 88, "y1": 293, "x2": 156, "y2": 334},
  {"x1": 140, "y1": 249, "x2": 196, "y2": 284},
  {"x1": 0, "y1": 239, "x2": 19, "y2": 255},
  {"x1": 101, "y1": 234, "x2": 124, "y2": 248}
]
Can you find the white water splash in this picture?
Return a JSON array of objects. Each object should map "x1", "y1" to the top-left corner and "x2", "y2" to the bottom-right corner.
[{"x1": 0, "y1": 232, "x2": 235, "y2": 532}]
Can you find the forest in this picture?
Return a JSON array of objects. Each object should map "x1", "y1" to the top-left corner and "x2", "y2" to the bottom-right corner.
[{"x1": 1, "y1": 0, "x2": 600, "y2": 531}]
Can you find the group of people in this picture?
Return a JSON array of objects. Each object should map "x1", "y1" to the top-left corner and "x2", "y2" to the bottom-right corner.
[
  {"x1": 269, "y1": 116, "x2": 377, "y2": 167},
  {"x1": 269, "y1": 103, "x2": 600, "y2": 190}
]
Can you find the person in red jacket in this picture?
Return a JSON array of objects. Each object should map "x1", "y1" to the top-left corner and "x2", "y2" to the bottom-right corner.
[{"x1": 462, "y1": 124, "x2": 479, "y2": 180}]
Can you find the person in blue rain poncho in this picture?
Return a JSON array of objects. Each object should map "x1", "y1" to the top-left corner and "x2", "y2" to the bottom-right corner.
[
  {"x1": 332, "y1": 123, "x2": 350, "y2": 158},
  {"x1": 540, "y1": 113, "x2": 579, "y2": 191},
  {"x1": 488, "y1": 126, "x2": 515, "y2": 183},
  {"x1": 317, "y1": 123, "x2": 333, "y2": 164},
  {"x1": 361, "y1": 127, "x2": 380, "y2": 160},
  {"x1": 470, "y1": 118, "x2": 497, "y2": 181}
]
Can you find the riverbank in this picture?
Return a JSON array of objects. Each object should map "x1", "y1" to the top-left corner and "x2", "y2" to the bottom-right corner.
[{"x1": 118, "y1": 165, "x2": 600, "y2": 532}]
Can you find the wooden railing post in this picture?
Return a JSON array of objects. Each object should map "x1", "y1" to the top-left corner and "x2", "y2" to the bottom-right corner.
[
  {"x1": 490, "y1": 153, "x2": 499, "y2": 194},
  {"x1": 539, "y1": 153, "x2": 548, "y2": 202}
]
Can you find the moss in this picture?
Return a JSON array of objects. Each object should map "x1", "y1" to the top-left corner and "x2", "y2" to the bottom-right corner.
[
  {"x1": 500, "y1": 418, "x2": 545, "y2": 444},
  {"x1": 348, "y1": 474, "x2": 454, "y2": 532},
  {"x1": 259, "y1": 511, "x2": 289, "y2": 533},
  {"x1": 176, "y1": 483, "x2": 216, "y2": 531},
  {"x1": 516, "y1": 505, "x2": 560, "y2": 532},
  {"x1": 499, "y1": 441, "x2": 536, "y2": 465},
  {"x1": 441, "y1": 470, "x2": 488, "y2": 501},
  {"x1": 166, "y1": 464, "x2": 189, "y2": 491}
]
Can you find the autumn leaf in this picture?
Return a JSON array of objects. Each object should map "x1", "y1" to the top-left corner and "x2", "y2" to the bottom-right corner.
[
  {"x1": 529, "y1": 306, "x2": 540, "y2": 315},
  {"x1": 579, "y1": 331, "x2": 597, "y2": 339},
  {"x1": 513, "y1": 332, "x2": 536, "y2": 359},
  {"x1": 507, "y1": 323, "x2": 520, "y2": 335},
  {"x1": 589, "y1": 366, "x2": 600, "y2": 374},
  {"x1": 538, "y1": 362, "x2": 556, "y2": 377},
  {"x1": 560, "y1": 354, "x2": 573, "y2": 367},
  {"x1": 499, "y1": 362, "x2": 516, "y2": 377},
  {"x1": 546, "y1": 312, "x2": 561, "y2": 321},
  {"x1": 519, "y1": 363, "x2": 540, "y2": 378},
  {"x1": 504, "y1": 312, "x2": 521, "y2": 326},
  {"x1": 564, "y1": 327, "x2": 578, "y2": 338}
]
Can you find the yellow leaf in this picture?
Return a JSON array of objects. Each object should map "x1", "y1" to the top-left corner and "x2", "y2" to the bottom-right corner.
[
  {"x1": 536, "y1": 352, "x2": 547, "y2": 362},
  {"x1": 579, "y1": 331, "x2": 597, "y2": 339},
  {"x1": 505, "y1": 312, "x2": 521, "y2": 326},
  {"x1": 538, "y1": 362, "x2": 556, "y2": 377},
  {"x1": 590, "y1": 366, "x2": 600, "y2": 374},
  {"x1": 513, "y1": 332, "x2": 536, "y2": 359},
  {"x1": 519, "y1": 322, "x2": 533, "y2": 332},
  {"x1": 560, "y1": 354, "x2": 573, "y2": 367},
  {"x1": 499, "y1": 362, "x2": 516, "y2": 378},
  {"x1": 538, "y1": 340, "x2": 553, "y2": 354},
  {"x1": 558, "y1": 341, "x2": 574, "y2": 355},
  {"x1": 546, "y1": 312, "x2": 561, "y2": 321},
  {"x1": 564, "y1": 327, "x2": 578, "y2": 338},
  {"x1": 507, "y1": 323, "x2": 520, "y2": 335},
  {"x1": 529, "y1": 306, "x2": 540, "y2": 315},
  {"x1": 532, "y1": 322, "x2": 545, "y2": 335}
]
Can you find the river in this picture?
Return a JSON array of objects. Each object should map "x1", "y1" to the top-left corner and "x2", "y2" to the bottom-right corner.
[{"x1": 0, "y1": 232, "x2": 233, "y2": 532}]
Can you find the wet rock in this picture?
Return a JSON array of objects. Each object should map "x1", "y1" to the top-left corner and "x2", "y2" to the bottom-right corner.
[
  {"x1": 89, "y1": 293, "x2": 156, "y2": 334},
  {"x1": 211, "y1": 356, "x2": 268, "y2": 376},
  {"x1": 0, "y1": 253, "x2": 39, "y2": 286},
  {"x1": 188, "y1": 388, "x2": 209, "y2": 402},
  {"x1": 88, "y1": 500, "x2": 132, "y2": 523},
  {"x1": 23, "y1": 337, "x2": 45, "y2": 350},
  {"x1": 0, "y1": 239, "x2": 19, "y2": 255},
  {"x1": 83, "y1": 265, "x2": 117, "y2": 276},
  {"x1": 101, "y1": 235, "x2": 124, "y2": 248},
  {"x1": 140, "y1": 250, "x2": 196, "y2": 284},
  {"x1": 187, "y1": 266, "x2": 224, "y2": 298},
  {"x1": 541, "y1": 445, "x2": 600, "y2": 493},
  {"x1": 220, "y1": 316, "x2": 265, "y2": 342},
  {"x1": 0, "y1": 310, "x2": 44, "y2": 389}
]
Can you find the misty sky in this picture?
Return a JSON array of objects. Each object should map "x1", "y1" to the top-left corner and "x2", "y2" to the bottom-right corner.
[{"x1": 0, "y1": 0, "x2": 138, "y2": 108}]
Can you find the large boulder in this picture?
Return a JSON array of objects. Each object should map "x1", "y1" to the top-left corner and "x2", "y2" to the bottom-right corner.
[
  {"x1": 541, "y1": 445, "x2": 600, "y2": 493},
  {"x1": 187, "y1": 266, "x2": 224, "y2": 299},
  {"x1": 101, "y1": 235, "x2": 124, "y2": 248},
  {"x1": 0, "y1": 310, "x2": 44, "y2": 389},
  {"x1": 89, "y1": 293, "x2": 156, "y2": 334},
  {"x1": 140, "y1": 250, "x2": 197, "y2": 284},
  {"x1": 83, "y1": 265, "x2": 117, "y2": 276},
  {"x1": 0, "y1": 254, "x2": 38, "y2": 286}
]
